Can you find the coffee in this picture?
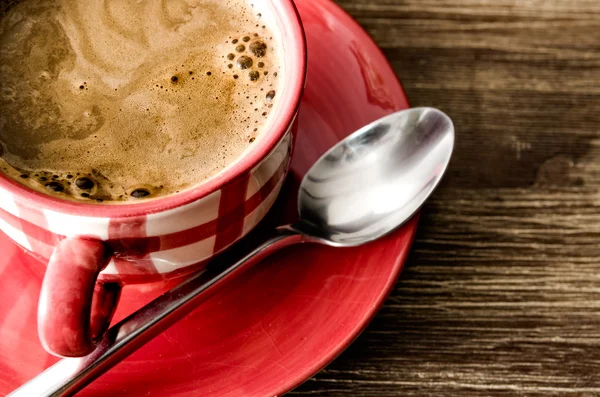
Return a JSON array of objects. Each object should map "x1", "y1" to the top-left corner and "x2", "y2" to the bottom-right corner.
[{"x1": 0, "y1": 0, "x2": 281, "y2": 203}]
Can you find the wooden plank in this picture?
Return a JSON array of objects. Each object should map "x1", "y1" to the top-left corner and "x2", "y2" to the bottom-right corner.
[{"x1": 290, "y1": 0, "x2": 600, "y2": 395}]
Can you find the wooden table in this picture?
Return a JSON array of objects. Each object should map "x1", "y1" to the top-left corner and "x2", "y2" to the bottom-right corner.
[{"x1": 290, "y1": 1, "x2": 600, "y2": 395}]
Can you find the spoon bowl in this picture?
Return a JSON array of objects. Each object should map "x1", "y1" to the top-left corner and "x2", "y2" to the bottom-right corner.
[{"x1": 297, "y1": 107, "x2": 454, "y2": 246}]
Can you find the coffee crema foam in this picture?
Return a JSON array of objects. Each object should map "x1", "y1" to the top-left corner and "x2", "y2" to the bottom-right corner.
[{"x1": 0, "y1": 0, "x2": 282, "y2": 203}]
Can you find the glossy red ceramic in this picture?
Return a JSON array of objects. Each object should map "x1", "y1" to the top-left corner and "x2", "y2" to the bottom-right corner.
[
  {"x1": 0, "y1": 0, "x2": 414, "y2": 394},
  {"x1": 0, "y1": 0, "x2": 306, "y2": 358},
  {"x1": 0, "y1": 0, "x2": 307, "y2": 357}
]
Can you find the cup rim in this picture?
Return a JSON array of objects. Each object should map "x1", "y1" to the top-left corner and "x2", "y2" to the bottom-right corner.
[{"x1": 0, "y1": 0, "x2": 307, "y2": 218}]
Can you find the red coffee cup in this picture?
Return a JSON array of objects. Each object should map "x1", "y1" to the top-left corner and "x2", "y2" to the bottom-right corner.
[{"x1": 0, "y1": 0, "x2": 306, "y2": 358}]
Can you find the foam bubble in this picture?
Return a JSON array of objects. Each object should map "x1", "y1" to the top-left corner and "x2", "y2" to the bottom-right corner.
[
  {"x1": 250, "y1": 41, "x2": 267, "y2": 57},
  {"x1": 237, "y1": 56, "x2": 253, "y2": 69},
  {"x1": 131, "y1": 188, "x2": 151, "y2": 199}
]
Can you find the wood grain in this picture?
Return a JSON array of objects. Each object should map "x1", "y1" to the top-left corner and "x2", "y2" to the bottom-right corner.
[{"x1": 290, "y1": 0, "x2": 600, "y2": 396}]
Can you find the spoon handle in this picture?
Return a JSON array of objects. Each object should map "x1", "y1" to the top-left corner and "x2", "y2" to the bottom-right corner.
[{"x1": 10, "y1": 226, "x2": 304, "y2": 397}]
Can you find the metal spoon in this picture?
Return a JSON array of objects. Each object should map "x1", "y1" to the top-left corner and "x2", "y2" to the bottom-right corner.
[{"x1": 10, "y1": 107, "x2": 454, "y2": 397}]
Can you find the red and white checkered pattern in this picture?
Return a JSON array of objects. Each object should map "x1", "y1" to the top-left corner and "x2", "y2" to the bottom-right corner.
[{"x1": 0, "y1": 130, "x2": 292, "y2": 284}]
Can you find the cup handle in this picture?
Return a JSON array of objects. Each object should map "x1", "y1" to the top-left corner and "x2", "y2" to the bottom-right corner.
[{"x1": 38, "y1": 238, "x2": 121, "y2": 357}]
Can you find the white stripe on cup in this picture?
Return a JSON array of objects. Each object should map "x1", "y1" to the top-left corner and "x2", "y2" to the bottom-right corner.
[
  {"x1": 43, "y1": 210, "x2": 110, "y2": 240},
  {"x1": 0, "y1": 217, "x2": 32, "y2": 251},
  {"x1": 0, "y1": 187, "x2": 20, "y2": 218},
  {"x1": 246, "y1": 133, "x2": 290, "y2": 200},
  {"x1": 145, "y1": 190, "x2": 221, "y2": 237},
  {"x1": 149, "y1": 235, "x2": 216, "y2": 271},
  {"x1": 243, "y1": 177, "x2": 285, "y2": 236}
]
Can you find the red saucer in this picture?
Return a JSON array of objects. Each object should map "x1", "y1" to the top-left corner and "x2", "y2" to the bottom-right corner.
[{"x1": 0, "y1": 0, "x2": 415, "y2": 395}]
